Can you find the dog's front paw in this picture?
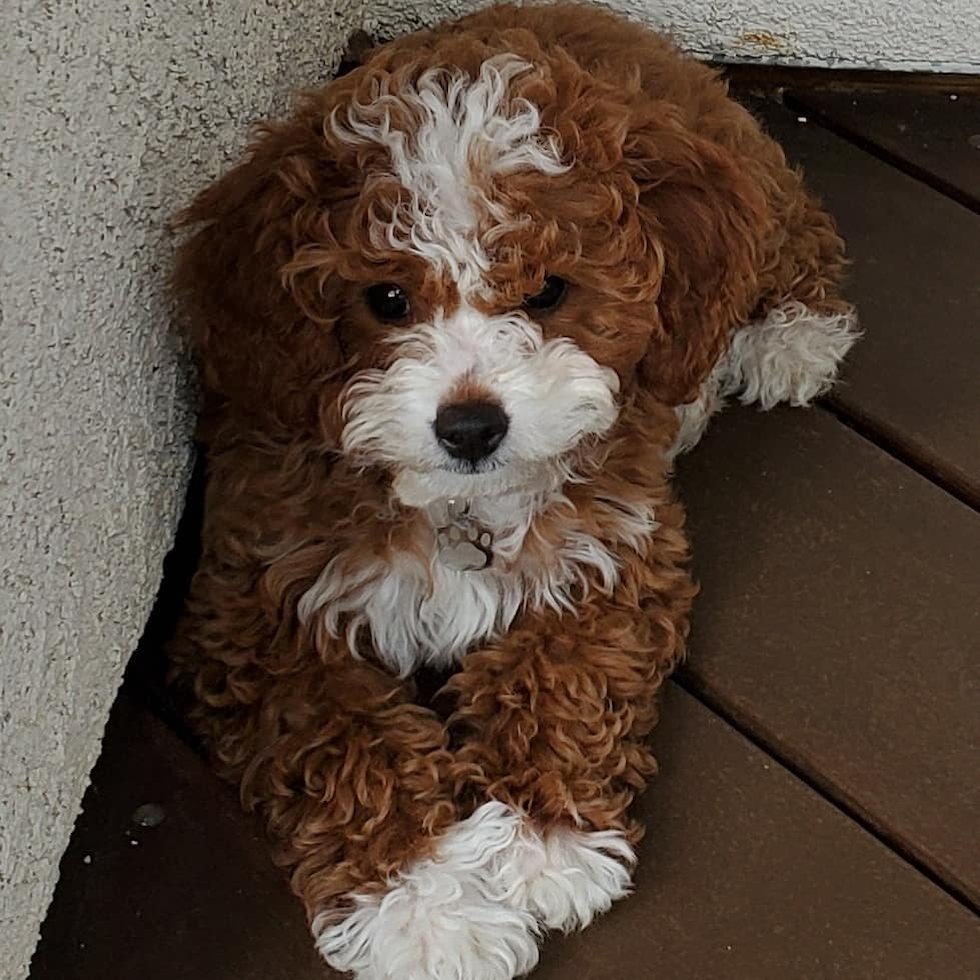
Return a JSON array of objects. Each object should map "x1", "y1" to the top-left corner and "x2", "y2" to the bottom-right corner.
[
  {"x1": 500, "y1": 824, "x2": 636, "y2": 933},
  {"x1": 314, "y1": 803, "x2": 540, "y2": 980},
  {"x1": 316, "y1": 897, "x2": 537, "y2": 980}
]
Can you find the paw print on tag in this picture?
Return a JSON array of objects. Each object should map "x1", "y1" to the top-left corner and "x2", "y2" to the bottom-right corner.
[{"x1": 436, "y1": 522, "x2": 493, "y2": 572}]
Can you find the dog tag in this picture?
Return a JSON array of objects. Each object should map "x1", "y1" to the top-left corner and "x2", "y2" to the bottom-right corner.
[{"x1": 434, "y1": 499, "x2": 494, "y2": 571}]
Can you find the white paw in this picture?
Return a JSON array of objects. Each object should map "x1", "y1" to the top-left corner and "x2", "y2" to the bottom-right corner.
[
  {"x1": 726, "y1": 301, "x2": 860, "y2": 410},
  {"x1": 499, "y1": 824, "x2": 635, "y2": 932},
  {"x1": 669, "y1": 301, "x2": 859, "y2": 458},
  {"x1": 313, "y1": 802, "x2": 635, "y2": 979},
  {"x1": 316, "y1": 891, "x2": 537, "y2": 980},
  {"x1": 314, "y1": 802, "x2": 539, "y2": 980}
]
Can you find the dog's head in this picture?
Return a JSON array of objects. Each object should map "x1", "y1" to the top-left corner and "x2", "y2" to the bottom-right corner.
[{"x1": 175, "y1": 34, "x2": 767, "y2": 505}]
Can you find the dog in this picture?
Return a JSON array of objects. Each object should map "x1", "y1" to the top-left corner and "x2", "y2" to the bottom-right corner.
[{"x1": 169, "y1": 4, "x2": 857, "y2": 977}]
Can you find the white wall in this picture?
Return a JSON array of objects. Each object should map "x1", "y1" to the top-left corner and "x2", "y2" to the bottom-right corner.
[
  {"x1": 2, "y1": 0, "x2": 976, "y2": 977},
  {"x1": 651, "y1": 0, "x2": 980, "y2": 73},
  {"x1": 0, "y1": 3, "x2": 362, "y2": 979},
  {"x1": 368, "y1": 0, "x2": 980, "y2": 73}
]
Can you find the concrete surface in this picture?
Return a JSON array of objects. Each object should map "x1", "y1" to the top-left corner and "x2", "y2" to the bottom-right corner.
[{"x1": 2, "y1": 1, "x2": 977, "y2": 979}]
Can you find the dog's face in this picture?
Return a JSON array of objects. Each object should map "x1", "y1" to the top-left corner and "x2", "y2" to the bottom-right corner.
[
  {"x1": 327, "y1": 56, "x2": 652, "y2": 504},
  {"x1": 176, "y1": 43, "x2": 766, "y2": 502}
]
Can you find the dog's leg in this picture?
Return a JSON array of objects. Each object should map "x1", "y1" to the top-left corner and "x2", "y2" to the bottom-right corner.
[
  {"x1": 438, "y1": 519, "x2": 694, "y2": 958},
  {"x1": 318, "y1": 520, "x2": 692, "y2": 980},
  {"x1": 723, "y1": 141, "x2": 860, "y2": 414},
  {"x1": 239, "y1": 664, "x2": 491, "y2": 980},
  {"x1": 246, "y1": 659, "x2": 518, "y2": 980},
  {"x1": 669, "y1": 156, "x2": 860, "y2": 459},
  {"x1": 669, "y1": 298, "x2": 859, "y2": 458},
  {"x1": 722, "y1": 299, "x2": 859, "y2": 411},
  {"x1": 173, "y1": 597, "x2": 471, "y2": 978},
  {"x1": 315, "y1": 798, "x2": 542, "y2": 980}
]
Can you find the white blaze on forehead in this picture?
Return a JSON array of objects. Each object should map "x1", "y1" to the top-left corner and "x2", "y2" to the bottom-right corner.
[{"x1": 332, "y1": 54, "x2": 568, "y2": 293}]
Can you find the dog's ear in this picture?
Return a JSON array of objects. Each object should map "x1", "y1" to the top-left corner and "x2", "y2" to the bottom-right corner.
[
  {"x1": 172, "y1": 117, "x2": 347, "y2": 427},
  {"x1": 626, "y1": 107, "x2": 770, "y2": 405}
]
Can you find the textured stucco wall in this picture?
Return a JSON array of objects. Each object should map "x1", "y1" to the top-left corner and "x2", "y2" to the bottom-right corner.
[
  {"x1": 0, "y1": 3, "x2": 362, "y2": 978},
  {"x1": 368, "y1": 0, "x2": 980, "y2": 73}
]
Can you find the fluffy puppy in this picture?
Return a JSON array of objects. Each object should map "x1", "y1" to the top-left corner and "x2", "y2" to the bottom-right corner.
[{"x1": 169, "y1": 4, "x2": 857, "y2": 978}]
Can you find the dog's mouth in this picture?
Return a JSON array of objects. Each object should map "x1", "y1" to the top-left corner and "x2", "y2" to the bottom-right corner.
[
  {"x1": 392, "y1": 458, "x2": 569, "y2": 510},
  {"x1": 436, "y1": 455, "x2": 507, "y2": 477}
]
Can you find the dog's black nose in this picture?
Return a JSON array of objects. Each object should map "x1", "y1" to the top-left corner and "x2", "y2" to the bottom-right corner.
[{"x1": 434, "y1": 401, "x2": 509, "y2": 463}]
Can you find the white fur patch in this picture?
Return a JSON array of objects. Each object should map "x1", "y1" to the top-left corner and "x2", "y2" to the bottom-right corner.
[
  {"x1": 500, "y1": 821, "x2": 635, "y2": 933},
  {"x1": 669, "y1": 353, "x2": 729, "y2": 459},
  {"x1": 317, "y1": 297, "x2": 634, "y2": 676},
  {"x1": 725, "y1": 301, "x2": 859, "y2": 410},
  {"x1": 669, "y1": 301, "x2": 859, "y2": 457},
  {"x1": 313, "y1": 801, "x2": 635, "y2": 980},
  {"x1": 297, "y1": 488, "x2": 654, "y2": 676},
  {"x1": 333, "y1": 55, "x2": 568, "y2": 295},
  {"x1": 391, "y1": 460, "x2": 571, "y2": 509},
  {"x1": 341, "y1": 305, "x2": 620, "y2": 490}
]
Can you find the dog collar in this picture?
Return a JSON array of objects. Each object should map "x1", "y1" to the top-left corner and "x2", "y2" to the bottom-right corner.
[{"x1": 430, "y1": 498, "x2": 495, "y2": 572}]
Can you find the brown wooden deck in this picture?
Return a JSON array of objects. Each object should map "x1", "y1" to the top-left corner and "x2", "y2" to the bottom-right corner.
[{"x1": 29, "y1": 75, "x2": 980, "y2": 979}]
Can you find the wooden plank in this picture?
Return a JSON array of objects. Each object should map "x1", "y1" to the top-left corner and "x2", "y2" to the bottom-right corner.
[
  {"x1": 31, "y1": 689, "x2": 980, "y2": 980},
  {"x1": 536, "y1": 685, "x2": 980, "y2": 979},
  {"x1": 29, "y1": 694, "x2": 334, "y2": 980},
  {"x1": 721, "y1": 63, "x2": 980, "y2": 99},
  {"x1": 675, "y1": 405, "x2": 980, "y2": 907},
  {"x1": 744, "y1": 98, "x2": 980, "y2": 506},
  {"x1": 785, "y1": 87, "x2": 980, "y2": 213}
]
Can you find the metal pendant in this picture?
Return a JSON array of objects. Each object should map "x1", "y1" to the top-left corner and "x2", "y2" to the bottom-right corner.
[{"x1": 434, "y1": 499, "x2": 494, "y2": 572}]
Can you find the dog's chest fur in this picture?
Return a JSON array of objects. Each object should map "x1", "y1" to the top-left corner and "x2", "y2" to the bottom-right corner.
[{"x1": 298, "y1": 492, "x2": 657, "y2": 676}]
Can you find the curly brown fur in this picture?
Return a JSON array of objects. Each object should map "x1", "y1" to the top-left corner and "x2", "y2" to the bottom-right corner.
[{"x1": 169, "y1": 5, "x2": 853, "y2": 977}]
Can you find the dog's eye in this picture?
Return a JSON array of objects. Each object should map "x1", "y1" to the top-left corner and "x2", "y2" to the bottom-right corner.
[
  {"x1": 523, "y1": 275, "x2": 568, "y2": 312},
  {"x1": 365, "y1": 283, "x2": 411, "y2": 323}
]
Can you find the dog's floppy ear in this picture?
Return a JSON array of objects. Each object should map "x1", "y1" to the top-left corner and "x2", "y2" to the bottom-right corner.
[
  {"x1": 172, "y1": 117, "x2": 347, "y2": 426},
  {"x1": 627, "y1": 107, "x2": 770, "y2": 405}
]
